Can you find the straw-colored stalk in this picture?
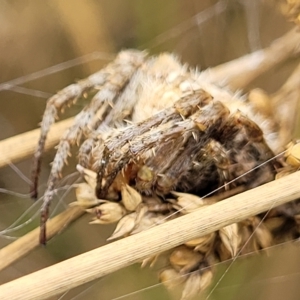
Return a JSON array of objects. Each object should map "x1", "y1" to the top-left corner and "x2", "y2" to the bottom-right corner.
[{"x1": 208, "y1": 27, "x2": 300, "y2": 90}]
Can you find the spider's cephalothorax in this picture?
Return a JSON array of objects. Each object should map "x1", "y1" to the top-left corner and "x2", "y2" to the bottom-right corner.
[{"x1": 32, "y1": 49, "x2": 289, "y2": 299}]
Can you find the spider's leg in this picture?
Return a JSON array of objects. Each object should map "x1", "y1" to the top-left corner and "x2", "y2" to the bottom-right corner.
[
  {"x1": 95, "y1": 89, "x2": 213, "y2": 198},
  {"x1": 141, "y1": 134, "x2": 230, "y2": 197},
  {"x1": 202, "y1": 140, "x2": 232, "y2": 189},
  {"x1": 136, "y1": 133, "x2": 230, "y2": 196},
  {"x1": 216, "y1": 111, "x2": 277, "y2": 188},
  {"x1": 122, "y1": 100, "x2": 230, "y2": 196},
  {"x1": 39, "y1": 50, "x2": 146, "y2": 244},
  {"x1": 77, "y1": 63, "x2": 153, "y2": 169},
  {"x1": 153, "y1": 134, "x2": 210, "y2": 196},
  {"x1": 31, "y1": 50, "x2": 146, "y2": 199},
  {"x1": 172, "y1": 139, "x2": 232, "y2": 195},
  {"x1": 135, "y1": 136, "x2": 187, "y2": 194}
]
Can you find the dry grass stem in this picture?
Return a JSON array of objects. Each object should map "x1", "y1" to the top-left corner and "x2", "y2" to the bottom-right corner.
[
  {"x1": 0, "y1": 171, "x2": 299, "y2": 300},
  {"x1": 0, "y1": 117, "x2": 74, "y2": 169},
  {"x1": 209, "y1": 27, "x2": 300, "y2": 90},
  {"x1": 0, "y1": 206, "x2": 84, "y2": 273}
]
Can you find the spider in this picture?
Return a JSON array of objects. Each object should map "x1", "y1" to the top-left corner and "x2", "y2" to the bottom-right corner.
[
  {"x1": 30, "y1": 49, "x2": 285, "y2": 246},
  {"x1": 28, "y1": 31, "x2": 300, "y2": 297}
]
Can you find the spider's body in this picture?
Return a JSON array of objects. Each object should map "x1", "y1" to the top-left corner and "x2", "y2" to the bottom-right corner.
[
  {"x1": 31, "y1": 50, "x2": 283, "y2": 243},
  {"x1": 31, "y1": 49, "x2": 295, "y2": 299}
]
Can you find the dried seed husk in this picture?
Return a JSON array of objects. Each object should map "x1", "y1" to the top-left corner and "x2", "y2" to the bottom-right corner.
[
  {"x1": 108, "y1": 212, "x2": 137, "y2": 240},
  {"x1": 170, "y1": 191, "x2": 206, "y2": 213},
  {"x1": 121, "y1": 184, "x2": 142, "y2": 211},
  {"x1": 200, "y1": 269, "x2": 213, "y2": 290},
  {"x1": 159, "y1": 268, "x2": 186, "y2": 289},
  {"x1": 285, "y1": 140, "x2": 300, "y2": 167},
  {"x1": 181, "y1": 272, "x2": 202, "y2": 300},
  {"x1": 88, "y1": 202, "x2": 126, "y2": 224},
  {"x1": 217, "y1": 241, "x2": 233, "y2": 261},
  {"x1": 219, "y1": 223, "x2": 241, "y2": 257},
  {"x1": 131, "y1": 212, "x2": 166, "y2": 234},
  {"x1": 76, "y1": 164, "x2": 97, "y2": 189},
  {"x1": 72, "y1": 183, "x2": 100, "y2": 208},
  {"x1": 254, "y1": 222, "x2": 273, "y2": 249},
  {"x1": 170, "y1": 245, "x2": 204, "y2": 273},
  {"x1": 141, "y1": 254, "x2": 160, "y2": 268},
  {"x1": 185, "y1": 232, "x2": 216, "y2": 253},
  {"x1": 134, "y1": 204, "x2": 149, "y2": 225}
]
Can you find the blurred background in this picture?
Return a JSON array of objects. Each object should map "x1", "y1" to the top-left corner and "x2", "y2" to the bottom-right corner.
[{"x1": 0, "y1": 0, "x2": 300, "y2": 299}]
